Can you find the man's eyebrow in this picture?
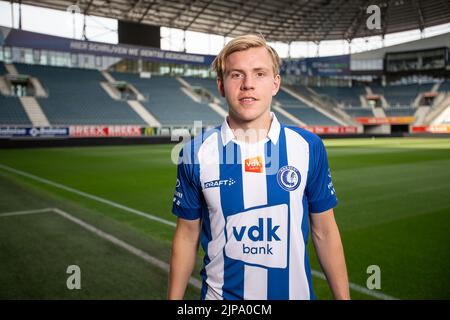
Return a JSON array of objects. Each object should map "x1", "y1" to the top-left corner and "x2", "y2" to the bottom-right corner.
[
  {"x1": 226, "y1": 67, "x2": 270, "y2": 73},
  {"x1": 226, "y1": 68, "x2": 245, "y2": 74}
]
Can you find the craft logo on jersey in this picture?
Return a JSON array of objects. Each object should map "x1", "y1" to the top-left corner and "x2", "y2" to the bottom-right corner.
[
  {"x1": 244, "y1": 156, "x2": 263, "y2": 173},
  {"x1": 277, "y1": 165, "x2": 301, "y2": 191},
  {"x1": 225, "y1": 204, "x2": 288, "y2": 268},
  {"x1": 204, "y1": 178, "x2": 236, "y2": 189}
]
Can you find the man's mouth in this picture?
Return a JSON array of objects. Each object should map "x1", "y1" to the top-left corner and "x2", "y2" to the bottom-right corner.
[{"x1": 239, "y1": 97, "x2": 257, "y2": 103}]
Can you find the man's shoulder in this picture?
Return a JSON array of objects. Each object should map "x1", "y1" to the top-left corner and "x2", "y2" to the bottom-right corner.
[
  {"x1": 180, "y1": 126, "x2": 222, "y2": 156},
  {"x1": 281, "y1": 125, "x2": 323, "y2": 147}
]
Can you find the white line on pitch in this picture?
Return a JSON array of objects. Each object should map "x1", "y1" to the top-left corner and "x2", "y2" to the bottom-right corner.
[
  {"x1": 0, "y1": 208, "x2": 53, "y2": 218},
  {"x1": 0, "y1": 163, "x2": 398, "y2": 300},
  {"x1": 0, "y1": 206, "x2": 201, "y2": 290},
  {"x1": 310, "y1": 270, "x2": 397, "y2": 300},
  {"x1": 52, "y1": 208, "x2": 201, "y2": 290},
  {"x1": 0, "y1": 164, "x2": 176, "y2": 227}
]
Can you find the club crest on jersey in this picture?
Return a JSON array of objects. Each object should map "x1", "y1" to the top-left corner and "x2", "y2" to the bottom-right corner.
[
  {"x1": 244, "y1": 156, "x2": 263, "y2": 173},
  {"x1": 277, "y1": 165, "x2": 301, "y2": 191}
]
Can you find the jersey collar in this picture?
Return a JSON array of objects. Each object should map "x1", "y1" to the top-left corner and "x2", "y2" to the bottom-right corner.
[{"x1": 220, "y1": 112, "x2": 281, "y2": 146}]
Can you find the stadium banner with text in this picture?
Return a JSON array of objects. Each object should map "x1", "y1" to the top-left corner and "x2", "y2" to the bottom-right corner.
[
  {"x1": 0, "y1": 127, "x2": 69, "y2": 137},
  {"x1": 281, "y1": 55, "x2": 350, "y2": 76},
  {"x1": 69, "y1": 126, "x2": 142, "y2": 137},
  {"x1": 141, "y1": 127, "x2": 159, "y2": 136},
  {"x1": 355, "y1": 117, "x2": 415, "y2": 124},
  {"x1": 0, "y1": 27, "x2": 215, "y2": 66},
  {"x1": 411, "y1": 125, "x2": 450, "y2": 133},
  {"x1": 302, "y1": 126, "x2": 358, "y2": 134}
]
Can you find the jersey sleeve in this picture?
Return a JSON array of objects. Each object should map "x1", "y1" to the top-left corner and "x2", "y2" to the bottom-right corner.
[
  {"x1": 172, "y1": 147, "x2": 203, "y2": 220},
  {"x1": 305, "y1": 137, "x2": 338, "y2": 214}
]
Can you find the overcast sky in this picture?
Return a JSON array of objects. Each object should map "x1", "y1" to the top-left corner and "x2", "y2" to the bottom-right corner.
[{"x1": 1, "y1": 1, "x2": 449, "y2": 58}]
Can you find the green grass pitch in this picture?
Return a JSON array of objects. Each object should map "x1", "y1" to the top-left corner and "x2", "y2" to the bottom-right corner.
[{"x1": 0, "y1": 137, "x2": 449, "y2": 299}]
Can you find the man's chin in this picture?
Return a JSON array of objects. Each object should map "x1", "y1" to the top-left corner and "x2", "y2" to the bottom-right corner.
[{"x1": 230, "y1": 109, "x2": 268, "y2": 123}]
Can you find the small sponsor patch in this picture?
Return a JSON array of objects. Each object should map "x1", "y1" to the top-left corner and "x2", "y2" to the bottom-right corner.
[{"x1": 244, "y1": 156, "x2": 263, "y2": 173}]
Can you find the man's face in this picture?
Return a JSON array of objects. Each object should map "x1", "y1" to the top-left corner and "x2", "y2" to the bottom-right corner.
[{"x1": 217, "y1": 46, "x2": 281, "y2": 123}]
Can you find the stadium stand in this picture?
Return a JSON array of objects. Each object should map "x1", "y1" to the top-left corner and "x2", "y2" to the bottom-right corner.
[
  {"x1": 281, "y1": 106, "x2": 340, "y2": 126},
  {"x1": 287, "y1": 85, "x2": 315, "y2": 101},
  {"x1": 384, "y1": 107, "x2": 417, "y2": 117},
  {"x1": 111, "y1": 72, "x2": 223, "y2": 126},
  {"x1": 371, "y1": 83, "x2": 434, "y2": 107},
  {"x1": 3, "y1": 60, "x2": 446, "y2": 129},
  {"x1": 275, "y1": 89, "x2": 306, "y2": 105},
  {"x1": 274, "y1": 111, "x2": 299, "y2": 125},
  {"x1": 0, "y1": 19, "x2": 449, "y2": 133},
  {"x1": 0, "y1": 61, "x2": 6, "y2": 75},
  {"x1": 14, "y1": 64, "x2": 147, "y2": 125},
  {"x1": 311, "y1": 85, "x2": 365, "y2": 107},
  {"x1": 0, "y1": 95, "x2": 32, "y2": 125},
  {"x1": 342, "y1": 107, "x2": 374, "y2": 117},
  {"x1": 274, "y1": 88, "x2": 342, "y2": 125},
  {"x1": 0, "y1": 62, "x2": 33, "y2": 125},
  {"x1": 439, "y1": 80, "x2": 450, "y2": 92},
  {"x1": 182, "y1": 76, "x2": 227, "y2": 109}
]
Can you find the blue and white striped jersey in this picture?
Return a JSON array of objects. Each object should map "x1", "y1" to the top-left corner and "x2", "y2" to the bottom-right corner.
[{"x1": 172, "y1": 114, "x2": 338, "y2": 300}]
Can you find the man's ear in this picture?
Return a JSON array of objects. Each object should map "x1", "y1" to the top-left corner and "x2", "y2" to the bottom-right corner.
[
  {"x1": 217, "y1": 77, "x2": 225, "y2": 97},
  {"x1": 272, "y1": 74, "x2": 281, "y2": 96}
]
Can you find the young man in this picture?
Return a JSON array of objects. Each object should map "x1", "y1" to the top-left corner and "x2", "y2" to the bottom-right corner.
[{"x1": 168, "y1": 34, "x2": 350, "y2": 300}]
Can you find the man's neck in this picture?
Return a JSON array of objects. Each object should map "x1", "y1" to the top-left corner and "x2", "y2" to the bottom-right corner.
[{"x1": 227, "y1": 111, "x2": 272, "y2": 144}]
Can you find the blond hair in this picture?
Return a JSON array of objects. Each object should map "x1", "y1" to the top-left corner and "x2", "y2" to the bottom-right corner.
[{"x1": 212, "y1": 34, "x2": 281, "y2": 80}]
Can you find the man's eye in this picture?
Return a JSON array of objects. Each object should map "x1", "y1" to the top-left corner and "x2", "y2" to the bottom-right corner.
[
  {"x1": 231, "y1": 73, "x2": 243, "y2": 79},
  {"x1": 256, "y1": 72, "x2": 265, "y2": 77}
]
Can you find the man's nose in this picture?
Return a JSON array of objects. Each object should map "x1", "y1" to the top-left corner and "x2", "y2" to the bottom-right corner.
[{"x1": 241, "y1": 75, "x2": 254, "y2": 90}]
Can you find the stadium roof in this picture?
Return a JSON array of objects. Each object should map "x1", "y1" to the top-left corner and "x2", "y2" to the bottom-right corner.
[{"x1": 13, "y1": 0, "x2": 450, "y2": 42}]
